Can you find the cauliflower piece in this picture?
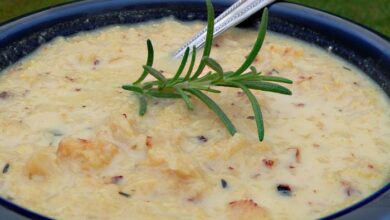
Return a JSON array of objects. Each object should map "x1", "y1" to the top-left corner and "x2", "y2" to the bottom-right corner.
[
  {"x1": 227, "y1": 199, "x2": 270, "y2": 220},
  {"x1": 145, "y1": 144, "x2": 202, "y2": 180},
  {"x1": 57, "y1": 137, "x2": 118, "y2": 170},
  {"x1": 25, "y1": 148, "x2": 59, "y2": 179},
  {"x1": 220, "y1": 133, "x2": 249, "y2": 160},
  {"x1": 108, "y1": 114, "x2": 136, "y2": 144}
]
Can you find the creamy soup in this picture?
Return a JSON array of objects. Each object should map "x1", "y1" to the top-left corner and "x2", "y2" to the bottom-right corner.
[{"x1": 0, "y1": 19, "x2": 389, "y2": 220}]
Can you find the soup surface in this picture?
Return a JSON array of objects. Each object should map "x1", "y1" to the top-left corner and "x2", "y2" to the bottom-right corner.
[{"x1": 0, "y1": 19, "x2": 389, "y2": 220}]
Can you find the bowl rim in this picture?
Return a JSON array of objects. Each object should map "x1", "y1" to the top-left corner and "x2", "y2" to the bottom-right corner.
[{"x1": 0, "y1": 0, "x2": 389, "y2": 219}]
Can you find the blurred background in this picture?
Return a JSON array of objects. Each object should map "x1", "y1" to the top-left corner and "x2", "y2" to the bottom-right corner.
[{"x1": 0, "y1": 0, "x2": 389, "y2": 37}]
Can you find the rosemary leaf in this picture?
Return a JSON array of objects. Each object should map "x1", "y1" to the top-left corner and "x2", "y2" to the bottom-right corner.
[
  {"x1": 186, "y1": 89, "x2": 237, "y2": 135},
  {"x1": 202, "y1": 56, "x2": 223, "y2": 74},
  {"x1": 184, "y1": 46, "x2": 197, "y2": 80},
  {"x1": 122, "y1": 84, "x2": 143, "y2": 93},
  {"x1": 231, "y1": 74, "x2": 292, "y2": 83},
  {"x1": 191, "y1": 0, "x2": 215, "y2": 79},
  {"x1": 147, "y1": 90, "x2": 181, "y2": 98},
  {"x1": 231, "y1": 82, "x2": 264, "y2": 141},
  {"x1": 257, "y1": 75, "x2": 293, "y2": 84},
  {"x1": 202, "y1": 56, "x2": 224, "y2": 81},
  {"x1": 170, "y1": 47, "x2": 190, "y2": 85},
  {"x1": 228, "y1": 73, "x2": 261, "y2": 81},
  {"x1": 143, "y1": 65, "x2": 167, "y2": 86},
  {"x1": 244, "y1": 81, "x2": 292, "y2": 95},
  {"x1": 250, "y1": 66, "x2": 258, "y2": 74},
  {"x1": 234, "y1": 8, "x2": 268, "y2": 76},
  {"x1": 134, "y1": 39, "x2": 154, "y2": 84},
  {"x1": 176, "y1": 87, "x2": 194, "y2": 110},
  {"x1": 137, "y1": 94, "x2": 147, "y2": 116},
  {"x1": 192, "y1": 72, "x2": 218, "y2": 82},
  {"x1": 142, "y1": 81, "x2": 160, "y2": 89},
  {"x1": 198, "y1": 87, "x2": 221, "y2": 93}
]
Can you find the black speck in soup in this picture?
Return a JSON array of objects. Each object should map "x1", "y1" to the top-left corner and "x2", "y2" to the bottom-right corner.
[
  {"x1": 343, "y1": 66, "x2": 351, "y2": 71},
  {"x1": 118, "y1": 191, "x2": 131, "y2": 198},
  {"x1": 247, "y1": 116, "x2": 255, "y2": 120},
  {"x1": 197, "y1": 135, "x2": 208, "y2": 143},
  {"x1": 2, "y1": 163, "x2": 10, "y2": 174},
  {"x1": 277, "y1": 184, "x2": 292, "y2": 196},
  {"x1": 221, "y1": 179, "x2": 228, "y2": 188},
  {"x1": 0, "y1": 91, "x2": 10, "y2": 100}
]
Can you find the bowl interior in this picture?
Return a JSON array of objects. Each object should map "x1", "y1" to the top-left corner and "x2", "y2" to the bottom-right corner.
[{"x1": 1, "y1": 1, "x2": 389, "y2": 96}]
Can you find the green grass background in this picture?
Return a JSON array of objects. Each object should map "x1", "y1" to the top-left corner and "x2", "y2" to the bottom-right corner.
[{"x1": 0, "y1": 0, "x2": 389, "y2": 37}]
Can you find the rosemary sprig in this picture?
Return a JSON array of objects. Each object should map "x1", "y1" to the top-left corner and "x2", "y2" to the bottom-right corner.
[{"x1": 122, "y1": 0, "x2": 293, "y2": 141}]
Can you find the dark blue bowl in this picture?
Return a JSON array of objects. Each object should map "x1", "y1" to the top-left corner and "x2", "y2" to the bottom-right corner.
[{"x1": 0, "y1": 0, "x2": 389, "y2": 219}]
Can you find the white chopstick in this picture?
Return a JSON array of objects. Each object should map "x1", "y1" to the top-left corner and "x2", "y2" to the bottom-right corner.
[{"x1": 173, "y1": 0, "x2": 275, "y2": 59}]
